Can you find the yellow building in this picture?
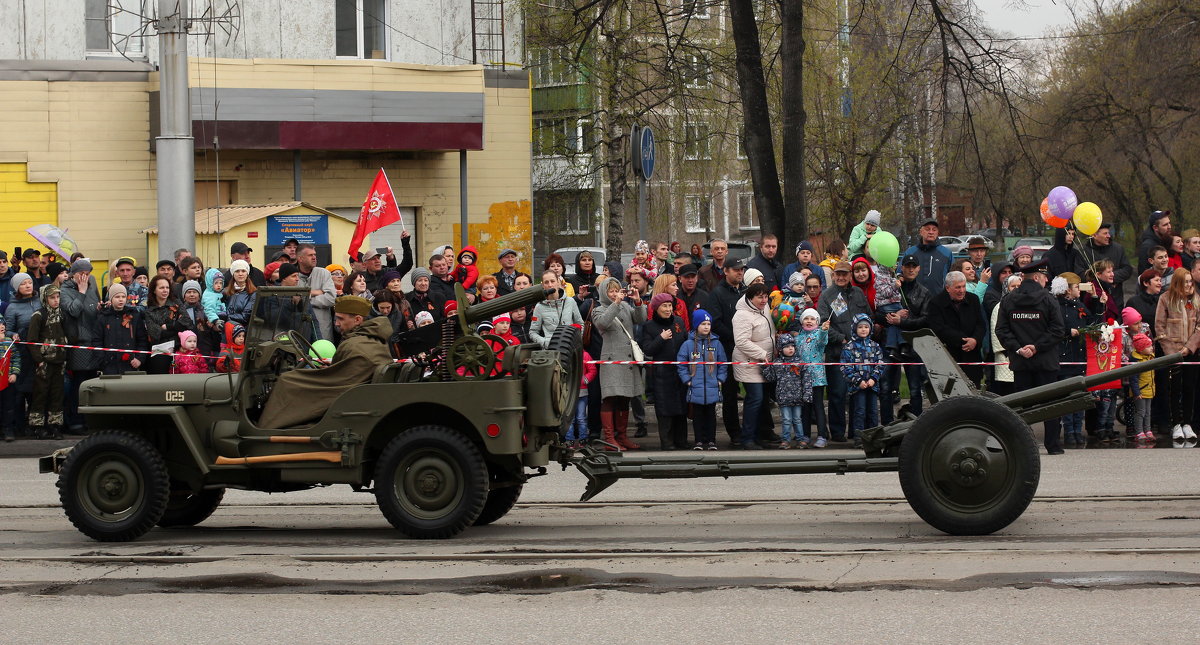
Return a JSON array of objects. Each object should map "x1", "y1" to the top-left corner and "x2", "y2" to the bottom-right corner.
[{"x1": 0, "y1": 58, "x2": 532, "y2": 275}]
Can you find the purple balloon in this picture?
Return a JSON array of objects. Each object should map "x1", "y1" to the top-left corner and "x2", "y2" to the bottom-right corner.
[{"x1": 1047, "y1": 186, "x2": 1078, "y2": 220}]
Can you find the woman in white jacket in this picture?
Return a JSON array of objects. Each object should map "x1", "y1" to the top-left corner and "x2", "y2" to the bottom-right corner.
[
  {"x1": 732, "y1": 283, "x2": 775, "y2": 449},
  {"x1": 529, "y1": 271, "x2": 582, "y2": 349}
]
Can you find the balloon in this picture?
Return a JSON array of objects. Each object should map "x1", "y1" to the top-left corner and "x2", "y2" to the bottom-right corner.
[
  {"x1": 867, "y1": 230, "x2": 900, "y2": 268},
  {"x1": 309, "y1": 339, "x2": 337, "y2": 361},
  {"x1": 1073, "y1": 202, "x2": 1102, "y2": 236},
  {"x1": 1047, "y1": 186, "x2": 1078, "y2": 220},
  {"x1": 772, "y1": 302, "x2": 795, "y2": 332},
  {"x1": 1040, "y1": 197, "x2": 1068, "y2": 229}
]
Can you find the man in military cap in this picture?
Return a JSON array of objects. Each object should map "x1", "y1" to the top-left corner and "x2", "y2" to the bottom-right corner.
[
  {"x1": 258, "y1": 296, "x2": 395, "y2": 428},
  {"x1": 995, "y1": 259, "x2": 1068, "y2": 454}
]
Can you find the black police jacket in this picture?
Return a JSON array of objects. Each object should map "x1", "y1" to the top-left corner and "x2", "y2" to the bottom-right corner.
[{"x1": 995, "y1": 280, "x2": 1066, "y2": 372}]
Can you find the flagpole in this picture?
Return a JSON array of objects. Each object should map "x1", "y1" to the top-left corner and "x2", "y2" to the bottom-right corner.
[{"x1": 380, "y1": 168, "x2": 405, "y2": 233}]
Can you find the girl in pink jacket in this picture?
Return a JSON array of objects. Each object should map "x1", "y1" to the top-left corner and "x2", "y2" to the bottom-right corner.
[{"x1": 172, "y1": 330, "x2": 210, "y2": 374}]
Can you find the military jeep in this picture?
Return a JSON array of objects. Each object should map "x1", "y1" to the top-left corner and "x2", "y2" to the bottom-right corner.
[{"x1": 43, "y1": 284, "x2": 582, "y2": 542}]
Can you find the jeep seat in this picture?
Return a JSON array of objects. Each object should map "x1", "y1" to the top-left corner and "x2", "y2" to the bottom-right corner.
[{"x1": 372, "y1": 361, "x2": 419, "y2": 384}]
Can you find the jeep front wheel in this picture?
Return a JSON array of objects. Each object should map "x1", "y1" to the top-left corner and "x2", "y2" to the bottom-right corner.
[
  {"x1": 57, "y1": 431, "x2": 170, "y2": 542},
  {"x1": 374, "y1": 426, "x2": 488, "y2": 539}
]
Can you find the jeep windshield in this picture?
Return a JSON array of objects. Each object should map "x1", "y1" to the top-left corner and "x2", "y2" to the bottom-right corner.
[{"x1": 247, "y1": 287, "x2": 316, "y2": 347}]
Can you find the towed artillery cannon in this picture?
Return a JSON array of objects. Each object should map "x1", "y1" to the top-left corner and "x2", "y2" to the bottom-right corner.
[{"x1": 568, "y1": 330, "x2": 1184, "y2": 536}]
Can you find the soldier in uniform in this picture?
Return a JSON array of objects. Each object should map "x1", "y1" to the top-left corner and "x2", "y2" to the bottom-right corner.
[{"x1": 995, "y1": 259, "x2": 1068, "y2": 454}]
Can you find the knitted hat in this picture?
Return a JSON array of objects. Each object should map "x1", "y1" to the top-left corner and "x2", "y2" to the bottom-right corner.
[
  {"x1": 853, "y1": 312, "x2": 873, "y2": 328},
  {"x1": 69, "y1": 258, "x2": 93, "y2": 274},
  {"x1": 334, "y1": 295, "x2": 372, "y2": 317},
  {"x1": 801, "y1": 307, "x2": 820, "y2": 321},
  {"x1": 1133, "y1": 333, "x2": 1154, "y2": 354},
  {"x1": 47, "y1": 262, "x2": 67, "y2": 282},
  {"x1": 107, "y1": 282, "x2": 127, "y2": 298},
  {"x1": 743, "y1": 268, "x2": 764, "y2": 285},
  {"x1": 795, "y1": 240, "x2": 814, "y2": 254},
  {"x1": 649, "y1": 292, "x2": 675, "y2": 312},
  {"x1": 444, "y1": 299, "x2": 459, "y2": 317},
  {"x1": 415, "y1": 311, "x2": 434, "y2": 325},
  {"x1": 1011, "y1": 245, "x2": 1033, "y2": 260},
  {"x1": 178, "y1": 330, "x2": 197, "y2": 345},
  {"x1": 9, "y1": 272, "x2": 31, "y2": 294},
  {"x1": 776, "y1": 333, "x2": 796, "y2": 349},
  {"x1": 491, "y1": 313, "x2": 512, "y2": 325},
  {"x1": 382, "y1": 270, "x2": 403, "y2": 285},
  {"x1": 182, "y1": 279, "x2": 202, "y2": 295},
  {"x1": 277, "y1": 263, "x2": 301, "y2": 282},
  {"x1": 411, "y1": 267, "x2": 432, "y2": 283},
  {"x1": 635, "y1": 239, "x2": 650, "y2": 253},
  {"x1": 692, "y1": 309, "x2": 712, "y2": 329},
  {"x1": 325, "y1": 263, "x2": 347, "y2": 275},
  {"x1": 1121, "y1": 307, "x2": 1142, "y2": 327},
  {"x1": 264, "y1": 261, "x2": 282, "y2": 280},
  {"x1": 229, "y1": 259, "x2": 250, "y2": 274},
  {"x1": 863, "y1": 209, "x2": 881, "y2": 227},
  {"x1": 231, "y1": 324, "x2": 246, "y2": 340}
]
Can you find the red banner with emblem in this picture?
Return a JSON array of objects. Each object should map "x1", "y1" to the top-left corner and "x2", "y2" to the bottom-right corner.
[
  {"x1": 0, "y1": 341, "x2": 11, "y2": 391},
  {"x1": 1085, "y1": 327, "x2": 1122, "y2": 391},
  {"x1": 347, "y1": 168, "x2": 403, "y2": 260}
]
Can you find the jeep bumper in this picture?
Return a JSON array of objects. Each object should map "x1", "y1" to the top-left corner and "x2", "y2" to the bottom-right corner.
[{"x1": 39, "y1": 448, "x2": 73, "y2": 474}]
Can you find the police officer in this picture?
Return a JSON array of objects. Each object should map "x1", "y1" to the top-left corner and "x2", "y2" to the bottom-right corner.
[{"x1": 995, "y1": 259, "x2": 1068, "y2": 454}]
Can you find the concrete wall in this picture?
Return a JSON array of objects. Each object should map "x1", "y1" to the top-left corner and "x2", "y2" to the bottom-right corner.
[{"x1": 3, "y1": 0, "x2": 521, "y2": 68}]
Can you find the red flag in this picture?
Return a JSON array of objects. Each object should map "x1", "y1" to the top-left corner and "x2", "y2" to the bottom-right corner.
[
  {"x1": 0, "y1": 341, "x2": 11, "y2": 392},
  {"x1": 348, "y1": 168, "x2": 403, "y2": 260}
]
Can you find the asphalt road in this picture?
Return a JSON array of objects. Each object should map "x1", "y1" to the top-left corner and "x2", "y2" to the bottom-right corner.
[{"x1": 3, "y1": 450, "x2": 1200, "y2": 643}]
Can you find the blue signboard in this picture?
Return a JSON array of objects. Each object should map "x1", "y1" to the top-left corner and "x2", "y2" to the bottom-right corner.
[
  {"x1": 267, "y1": 215, "x2": 328, "y2": 245},
  {"x1": 639, "y1": 126, "x2": 655, "y2": 179}
]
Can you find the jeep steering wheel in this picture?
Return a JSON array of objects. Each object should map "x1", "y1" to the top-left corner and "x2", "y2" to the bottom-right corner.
[{"x1": 282, "y1": 330, "x2": 320, "y2": 369}]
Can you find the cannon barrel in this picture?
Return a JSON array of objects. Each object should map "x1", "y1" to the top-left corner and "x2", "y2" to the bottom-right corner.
[
  {"x1": 456, "y1": 283, "x2": 554, "y2": 325},
  {"x1": 996, "y1": 351, "x2": 1185, "y2": 410}
]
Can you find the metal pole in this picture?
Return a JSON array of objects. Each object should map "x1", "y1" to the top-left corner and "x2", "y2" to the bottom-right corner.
[
  {"x1": 459, "y1": 149, "x2": 468, "y2": 248},
  {"x1": 155, "y1": 0, "x2": 195, "y2": 262},
  {"x1": 638, "y1": 176, "x2": 647, "y2": 242},
  {"x1": 292, "y1": 150, "x2": 302, "y2": 201}
]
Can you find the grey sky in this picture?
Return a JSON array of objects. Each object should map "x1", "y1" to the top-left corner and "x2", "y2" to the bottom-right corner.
[{"x1": 972, "y1": 0, "x2": 1076, "y2": 38}]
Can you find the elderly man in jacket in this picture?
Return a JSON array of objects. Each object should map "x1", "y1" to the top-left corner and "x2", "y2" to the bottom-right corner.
[
  {"x1": 925, "y1": 270, "x2": 987, "y2": 388},
  {"x1": 816, "y1": 260, "x2": 871, "y2": 442}
]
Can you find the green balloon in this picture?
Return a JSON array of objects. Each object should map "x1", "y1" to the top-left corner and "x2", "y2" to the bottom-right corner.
[
  {"x1": 309, "y1": 339, "x2": 337, "y2": 361},
  {"x1": 868, "y1": 230, "x2": 900, "y2": 268}
]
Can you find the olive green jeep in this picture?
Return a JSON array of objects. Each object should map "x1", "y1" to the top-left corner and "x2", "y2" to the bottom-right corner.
[{"x1": 42, "y1": 284, "x2": 581, "y2": 542}]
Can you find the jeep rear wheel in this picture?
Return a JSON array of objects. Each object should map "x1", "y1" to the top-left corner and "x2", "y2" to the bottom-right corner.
[
  {"x1": 157, "y1": 487, "x2": 225, "y2": 528},
  {"x1": 374, "y1": 426, "x2": 488, "y2": 539},
  {"x1": 473, "y1": 484, "x2": 523, "y2": 526},
  {"x1": 57, "y1": 431, "x2": 170, "y2": 542}
]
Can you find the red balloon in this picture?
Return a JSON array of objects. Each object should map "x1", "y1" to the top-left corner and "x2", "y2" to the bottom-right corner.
[{"x1": 1041, "y1": 197, "x2": 1068, "y2": 228}]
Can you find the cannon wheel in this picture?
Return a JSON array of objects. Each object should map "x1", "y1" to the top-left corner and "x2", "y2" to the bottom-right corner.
[
  {"x1": 898, "y1": 396, "x2": 1040, "y2": 536},
  {"x1": 374, "y1": 425, "x2": 488, "y2": 538},
  {"x1": 448, "y1": 336, "x2": 495, "y2": 381},
  {"x1": 547, "y1": 324, "x2": 583, "y2": 432}
]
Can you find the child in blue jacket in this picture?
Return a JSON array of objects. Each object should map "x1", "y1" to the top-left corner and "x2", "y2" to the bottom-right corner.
[
  {"x1": 677, "y1": 309, "x2": 728, "y2": 450},
  {"x1": 841, "y1": 313, "x2": 883, "y2": 448},
  {"x1": 795, "y1": 308, "x2": 830, "y2": 447}
]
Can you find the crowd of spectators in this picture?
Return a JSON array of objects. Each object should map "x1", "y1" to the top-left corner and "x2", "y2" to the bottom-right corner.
[{"x1": 2, "y1": 209, "x2": 1198, "y2": 452}]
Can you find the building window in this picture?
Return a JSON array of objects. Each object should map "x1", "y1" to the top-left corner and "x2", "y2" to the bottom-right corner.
[
  {"x1": 85, "y1": 0, "x2": 146, "y2": 56},
  {"x1": 563, "y1": 197, "x2": 591, "y2": 235},
  {"x1": 737, "y1": 192, "x2": 757, "y2": 230},
  {"x1": 531, "y1": 47, "x2": 580, "y2": 87},
  {"x1": 683, "y1": 0, "x2": 711, "y2": 19},
  {"x1": 534, "y1": 117, "x2": 588, "y2": 156},
  {"x1": 684, "y1": 122, "x2": 711, "y2": 160},
  {"x1": 684, "y1": 54, "x2": 711, "y2": 89},
  {"x1": 684, "y1": 194, "x2": 711, "y2": 233},
  {"x1": 336, "y1": 0, "x2": 387, "y2": 59}
]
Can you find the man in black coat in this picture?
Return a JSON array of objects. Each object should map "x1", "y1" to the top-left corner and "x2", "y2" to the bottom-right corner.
[
  {"x1": 746, "y1": 234, "x2": 784, "y2": 291},
  {"x1": 925, "y1": 269, "x2": 987, "y2": 388},
  {"x1": 995, "y1": 260, "x2": 1068, "y2": 454},
  {"x1": 676, "y1": 263, "x2": 709, "y2": 321},
  {"x1": 877, "y1": 254, "x2": 932, "y2": 423},
  {"x1": 706, "y1": 258, "x2": 745, "y2": 444},
  {"x1": 1073, "y1": 223, "x2": 1133, "y2": 292},
  {"x1": 1137, "y1": 210, "x2": 1173, "y2": 274}
]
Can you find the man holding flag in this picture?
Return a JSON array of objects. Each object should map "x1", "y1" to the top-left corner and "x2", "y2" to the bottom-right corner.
[{"x1": 350, "y1": 169, "x2": 412, "y2": 291}]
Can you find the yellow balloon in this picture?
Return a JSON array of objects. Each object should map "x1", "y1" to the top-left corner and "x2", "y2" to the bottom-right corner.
[{"x1": 1073, "y1": 201, "x2": 1102, "y2": 236}]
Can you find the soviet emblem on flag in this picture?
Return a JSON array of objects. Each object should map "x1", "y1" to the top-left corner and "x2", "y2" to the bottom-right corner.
[{"x1": 366, "y1": 191, "x2": 388, "y2": 218}]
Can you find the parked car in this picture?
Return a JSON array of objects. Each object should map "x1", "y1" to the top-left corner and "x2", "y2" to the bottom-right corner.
[
  {"x1": 1009, "y1": 237, "x2": 1053, "y2": 261},
  {"x1": 700, "y1": 241, "x2": 757, "y2": 264},
  {"x1": 938, "y1": 236, "x2": 968, "y2": 254},
  {"x1": 553, "y1": 247, "x2": 606, "y2": 277}
]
